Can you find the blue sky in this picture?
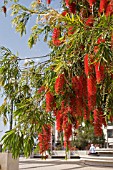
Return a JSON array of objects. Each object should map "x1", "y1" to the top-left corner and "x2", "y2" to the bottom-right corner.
[
  {"x1": 0, "y1": 0, "x2": 51, "y2": 59},
  {"x1": 0, "y1": 0, "x2": 61, "y2": 139}
]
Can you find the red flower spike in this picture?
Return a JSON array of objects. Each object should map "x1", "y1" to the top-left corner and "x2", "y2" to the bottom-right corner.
[
  {"x1": 99, "y1": 0, "x2": 107, "y2": 13},
  {"x1": 75, "y1": 98, "x2": 83, "y2": 116},
  {"x1": 97, "y1": 36, "x2": 105, "y2": 44},
  {"x1": 95, "y1": 62, "x2": 105, "y2": 84},
  {"x1": 62, "y1": 116, "x2": 72, "y2": 149},
  {"x1": 83, "y1": 106, "x2": 90, "y2": 120},
  {"x1": 65, "y1": 0, "x2": 70, "y2": 6},
  {"x1": 87, "y1": 76, "x2": 96, "y2": 96},
  {"x1": 72, "y1": 76, "x2": 79, "y2": 91},
  {"x1": 46, "y1": 0, "x2": 51, "y2": 4},
  {"x1": 93, "y1": 109, "x2": 103, "y2": 137},
  {"x1": 38, "y1": 124, "x2": 51, "y2": 154},
  {"x1": 87, "y1": 76, "x2": 96, "y2": 111},
  {"x1": 61, "y1": 11, "x2": 68, "y2": 16},
  {"x1": 38, "y1": 86, "x2": 45, "y2": 93},
  {"x1": 88, "y1": 95, "x2": 96, "y2": 111},
  {"x1": 52, "y1": 28, "x2": 60, "y2": 40},
  {"x1": 94, "y1": 36, "x2": 105, "y2": 54},
  {"x1": 110, "y1": 115, "x2": 113, "y2": 122},
  {"x1": 94, "y1": 46, "x2": 99, "y2": 54},
  {"x1": 84, "y1": 54, "x2": 94, "y2": 76},
  {"x1": 55, "y1": 74, "x2": 65, "y2": 94},
  {"x1": 106, "y1": 1, "x2": 113, "y2": 17},
  {"x1": 68, "y1": 26, "x2": 75, "y2": 35},
  {"x1": 69, "y1": 2, "x2": 76, "y2": 14},
  {"x1": 52, "y1": 28, "x2": 62, "y2": 46},
  {"x1": 80, "y1": 76, "x2": 87, "y2": 98},
  {"x1": 53, "y1": 39, "x2": 61, "y2": 46},
  {"x1": 87, "y1": 0, "x2": 96, "y2": 7},
  {"x1": 85, "y1": 16, "x2": 94, "y2": 27},
  {"x1": 56, "y1": 110, "x2": 63, "y2": 132},
  {"x1": 46, "y1": 91, "x2": 54, "y2": 112}
]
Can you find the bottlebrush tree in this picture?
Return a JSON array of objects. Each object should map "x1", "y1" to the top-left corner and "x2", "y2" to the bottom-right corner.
[{"x1": 0, "y1": 0, "x2": 113, "y2": 158}]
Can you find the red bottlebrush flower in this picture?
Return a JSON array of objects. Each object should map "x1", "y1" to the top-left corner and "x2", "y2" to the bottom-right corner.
[
  {"x1": 95, "y1": 62, "x2": 105, "y2": 83},
  {"x1": 61, "y1": 10, "x2": 68, "y2": 16},
  {"x1": 38, "y1": 86, "x2": 45, "y2": 93},
  {"x1": 68, "y1": 26, "x2": 75, "y2": 35},
  {"x1": 93, "y1": 109, "x2": 103, "y2": 137},
  {"x1": 62, "y1": 116, "x2": 72, "y2": 149},
  {"x1": 53, "y1": 39, "x2": 61, "y2": 46},
  {"x1": 46, "y1": 91, "x2": 54, "y2": 112},
  {"x1": 84, "y1": 54, "x2": 89, "y2": 76},
  {"x1": 99, "y1": 0, "x2": 107, "y2": 13},
  {"x1": 55, "y1": 74, "x2": 65, "y2": 94},
  {"x1": 52, "y1": 28, "x2": 62, "y2": 46},
  {"x1": 80, "y1": 75, "x2": 87, "y2": 98},
  {"x1": 56, "y1": 110, "x2": 63, "y2": 132},
  {"x1": 87, "y1": 75, "x2": 97, "y2": 111},
  {"x1": 2, "y1": 6, "x2": 7, "y2": 17},
  {"x1": 72, "y1": 75, "x2": 87, "y2": 116},
  {"x1": 38, "y1": 124, "x2": 51, "y2": 154},
  {"x1": 106, "y1": 1, "x2": 113, "y2": 17},
  {"x1": 87, "y1": 76, "x2": 96, "y2": 96},
  {"x1": 84, "y1": 54, "x2": 94, "y2": 76},
  {"x1": 61, "y1": 100, "x2": 65, "y2": 112},
  {"x1": 75, "y1": 97, "x2": 83, "y2": 116},
  {"x1": 72, "y1": 76, "x2": 80, "y2": 92},
  {"x1": 94, "y1": 36, "x2": 105, "y2": 53},
  {"x1": 69, "y1": 2, "x2": 76, "y2": 14},
  {"x1": 70, "y1": 96, "x2": 76, "y2": 115},
  {"x1": 52, "y1": 28, "x2": 60, "y2": 40},
  {"x1": 94, "y1": 46, "x2": 99, "y2": 54},
  {"x1": 65, "y1": 0, "x2": 70, "y2": 6},
  {"x1": 46, "y1": 0, "x2": 51, "y2": 4},
  {"x1": 72, "y1": 75, "x2": 88, "y2": 117},
  {"x1": 64, "y1": 141, "x2": 71, "y2": 150},
  {"x1": 74, "y1": 120, "x2": 80, "y2": 129},
  {"x1": 83, "y1": 105, "x2": 90, "y2": 120},
  {"x1": 94, "y1": 36, "x2": 105, "y2": 54},
  {"x1": 97, "y1": 36, "x2": 105, "y2": 44},
  {"x1": 85, "y1": 16, "x2": 94, "y2": 27},
  {"x1": 87, "y1": 0, "x2": 96, "y2": 7},
  {"x1": 110, "y1": 115, "x2": 113, "y2": 122},
  {"x1": 88, "y1": 94, "x2": 96, "y2": 111},
  {"x1": 72, "y1": 76, "x2": 83, "y2": 96}
]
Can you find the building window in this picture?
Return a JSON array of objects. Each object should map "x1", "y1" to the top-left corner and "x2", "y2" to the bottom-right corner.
[{"x1": 107, "y1": 129, "x2": 113, "y2": 138}]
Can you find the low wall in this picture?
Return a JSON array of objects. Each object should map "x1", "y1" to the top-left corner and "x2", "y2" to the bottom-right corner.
[
  {"x1": 0, "y1": 153, "x2": 19, "y2": 170},
  {"x1": 80, "y1": 155, "x2": 113, "y2": 167},
  {"x1": 52, "y1": 150, "x2": 89, "y2": 158}
]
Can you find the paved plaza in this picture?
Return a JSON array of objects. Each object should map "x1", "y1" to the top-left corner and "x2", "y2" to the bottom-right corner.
[{"x1": 19, "y1": 157, "x2": 113, "y2": 170}]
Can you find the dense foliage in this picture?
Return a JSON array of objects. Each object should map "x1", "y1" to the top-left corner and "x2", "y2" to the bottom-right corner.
[
  {"x1": 74, "y1": 124, "x2": 105, "y2": 150},
  {"x1": 0, "y1": 0, "x2": 113, "y2": 158}
]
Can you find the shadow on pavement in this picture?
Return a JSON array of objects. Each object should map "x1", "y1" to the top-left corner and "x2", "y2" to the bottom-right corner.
[{"x1": 19, "y1": 159, "x2": 84, "y2": 170}]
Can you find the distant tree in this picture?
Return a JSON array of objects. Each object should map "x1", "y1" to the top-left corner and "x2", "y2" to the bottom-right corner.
[{"x1": 74, "y1": 124, "x2": 105, "y2": 150}]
